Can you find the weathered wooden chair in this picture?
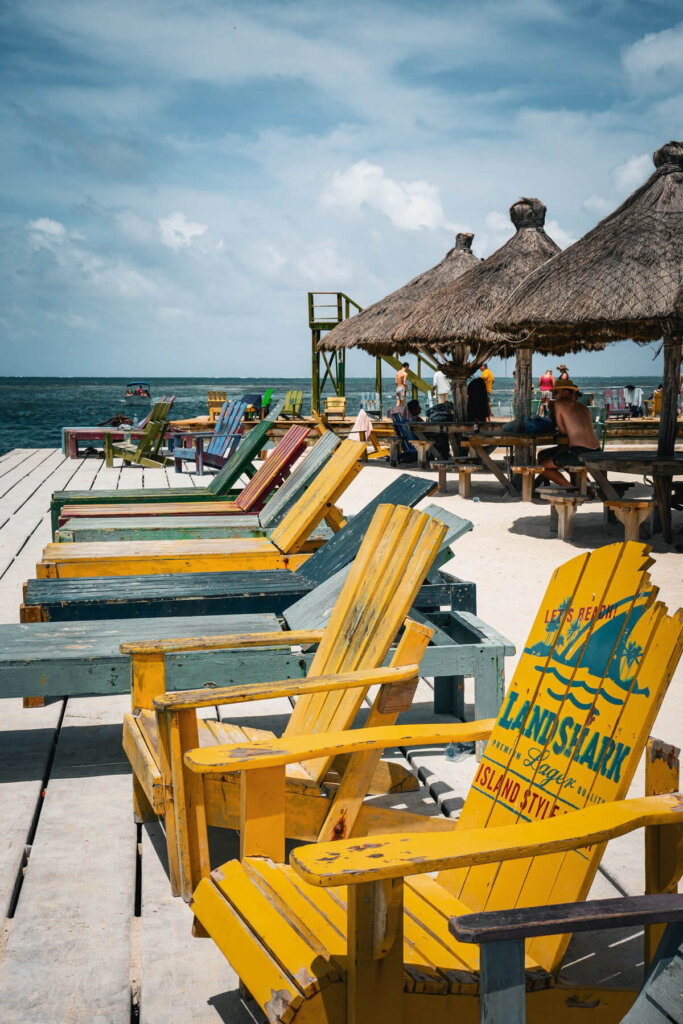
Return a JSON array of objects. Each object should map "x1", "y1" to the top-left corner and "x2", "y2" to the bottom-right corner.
[
  {"x1": 38, "y1": 440, "x2": 367, "y2": 578},
  {"x1": 207, "y1": 389, "x2": 227, "y2": 421},
  {"x1": 56, "y1": 427, "x2": 335, "y2": 530},
  {"x1": 55, "y1": 425, "x2": 312, "y2": 541},
  {"x1": 103, "y1": 402, "x2": 174, "y2": 469},
  {"x1": 172, "y1": 399, "x2": 247, "y2": 475},
  {"x1": 121, "y1": 504, "x2": 455, "y2": 900},
  {"x1": 49, "y1": 402, "x2": 285, "y2": 535},
  {"x1": 323, "y1": 395, "x2": 347, "y2": 418},
  {"x1": 185, "y1": 542, "x2": 683, "y2": 1023},
  {"x1": 25, "y1": 476, "x2": 447, "y2": 621},
  {"x1": 282, "y1": 390, "x2": 304, "y2": 417},
  {"x1": 450, "y1": 854, "x2": 683, "y2": 1023}
]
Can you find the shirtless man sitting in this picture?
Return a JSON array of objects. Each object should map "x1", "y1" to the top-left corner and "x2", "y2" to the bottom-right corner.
[{"x1": 538, "y1": 380, "x2": 600, "y2": 489}]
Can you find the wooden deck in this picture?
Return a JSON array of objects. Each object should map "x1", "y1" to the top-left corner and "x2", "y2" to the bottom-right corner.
[{"x1": 0, "y1": 448, "x2": 645, "y2": 1022}]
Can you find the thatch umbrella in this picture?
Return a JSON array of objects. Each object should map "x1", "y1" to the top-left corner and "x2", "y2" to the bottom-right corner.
[
  {"x1": 392, "y1": 198, "x2": 561, "y2": 423},
  {"x1": 317, "y1": 232, "x2": 479, "y2": 395},
  {"x1": 489, "y1": 141, "x2": 683, "y2": 458}
]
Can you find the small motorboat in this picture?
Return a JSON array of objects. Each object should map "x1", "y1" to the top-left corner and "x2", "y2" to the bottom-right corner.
[{"x1": 124, "y1": 381, "x2": 152, "y2": 404}]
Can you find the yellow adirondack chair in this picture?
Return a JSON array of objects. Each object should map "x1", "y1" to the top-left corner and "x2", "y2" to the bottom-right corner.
[
  {"x1": 185, "y1": 542, "x2": 683, "y2": 1023},
  {"x1": 121, "y1": 504, "x2": 455, "y2": 901},
  {"x1": 35, "y1": 440, "x2": 365, "y2": 578},
  {"x1": 324, "y1": 395, "x2": 347, "y2": 418},
  {"x1": 207, "y1": 390, "x2": 227, "y2": 421}
]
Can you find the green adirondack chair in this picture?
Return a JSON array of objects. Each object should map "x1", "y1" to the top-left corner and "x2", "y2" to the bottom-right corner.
[
  {"x1": 103, "y1": 402, "x2": 173, "y2": 469},
  {"x1": 282, "y1": 390, "x2": 303, "y2": 417}
]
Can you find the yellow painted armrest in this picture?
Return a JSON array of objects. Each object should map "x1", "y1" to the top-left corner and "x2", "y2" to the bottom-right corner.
[
  {"x1": 184, "y1": 718, "x2": 495, "y2": 772},
  {"x1": 291, "y1": 793, "x2": 683, "y2": 888},
  {"x1": 120, "y1": 629, "x2": 324, "y2": 656},
  {"x1": 156, "y1": 665, "x2": 419, "y2": 714}
]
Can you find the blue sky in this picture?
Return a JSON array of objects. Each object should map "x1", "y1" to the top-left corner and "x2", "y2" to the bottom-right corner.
[{"x1": 1, "y1": 0, "x2": 682, "y2": 378}]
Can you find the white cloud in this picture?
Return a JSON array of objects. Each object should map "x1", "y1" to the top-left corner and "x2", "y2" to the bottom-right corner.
[
  {"x1": 28, "y1": 217, "x2": 67, "y2": 247},
  {"x1": 613, "y1": 153, "x2": 651, "y2": 194},
  {"x1": 320, "y1": 161, "x2": 448, "y2": 231},
  {"x1": 477, "y1": 210, "x2": 514, "y2": 254},
  {"x1": 582, "y1": 195, "x2": 611, "y2": 219},
  {"x1": 158, "y1": 211, "x2": 208, "y2": 251},
  {"x1": 545, "y1": 219, "x2": 576, "y2": 249},
  {"x1": 623, "y1": 22, "x2": 683, "y2": 92}
]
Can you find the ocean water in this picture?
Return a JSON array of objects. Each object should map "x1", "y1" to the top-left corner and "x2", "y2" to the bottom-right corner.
[{"x1": 0, "y1": 375, "x2": 662, "y2": 455}]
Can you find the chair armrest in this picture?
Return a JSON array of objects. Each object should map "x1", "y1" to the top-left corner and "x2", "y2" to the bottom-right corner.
[
  {"x1": 290, "y1": 793, "x2": 683, "y2": 887},
  {"x1": 450, "y1": 893, "x2": 683, "y2": 944},
  {"x1": 157, "y1": 664, "x2": 420, "y2": 714},
  {"x1": 120, "y1": 629, "x2": 323, "y2": 656},
  {"x1": 184, "y1": 718, "x2": 496, "y2": 772}
]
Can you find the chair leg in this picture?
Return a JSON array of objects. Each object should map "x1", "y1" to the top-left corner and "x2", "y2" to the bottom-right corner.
[
  {"x1": 347, "y1": 880, "x2": 404, "y2": 1024},
  {"x1": 521, "y1": 474, "x2": 534, "y2": 502},
  {"x1": 437, "y1": 464, "x2": 448, "y2": 494},
  {"x1": 459, "y1": 471, "x2": 472, "y2": 499},
  {"x1": 133, "y1": 775, "x2": 155, "y2": 824}
]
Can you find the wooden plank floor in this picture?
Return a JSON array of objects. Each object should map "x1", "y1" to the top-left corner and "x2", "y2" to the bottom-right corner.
[{"x1": 0, "y1": 449, "x2": 643, "y2": 1022}]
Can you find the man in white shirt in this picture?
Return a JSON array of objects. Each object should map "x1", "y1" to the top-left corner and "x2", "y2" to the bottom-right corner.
[
  {"x1": 432, "y1": 368, "x2": 450, "y2": 404},
  {"x1": 623, "y1": 384, "x2": 643, "y2": 417}
]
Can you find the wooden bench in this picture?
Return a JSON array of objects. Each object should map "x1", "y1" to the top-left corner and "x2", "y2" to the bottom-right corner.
[
  {"x1": 605, "y1": 499, "x2": 656, "y2": 542},
  {"x1": 541, "y1": 490, "x2": 590, "y2": 541},
  {"x1": 430, "y1": 458, "x2": 481, "y2": 496},
  {"x1": 604, "y1": 481, "x2": 636, "y2": 524},
  {"x1": 511, "y1": 465, "x2": 544, "y2": 502}
]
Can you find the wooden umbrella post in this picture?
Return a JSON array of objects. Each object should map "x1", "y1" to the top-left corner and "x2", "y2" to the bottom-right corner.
[
  {"x1": 659, "y1": 334, "x2": 682, "y2": 457},
  {"x1": 657, "y1": 334, "x2": 682, "y2": 543},
  {"x1": 512, "y1": 345, "x2": 533, "y2": 434}
]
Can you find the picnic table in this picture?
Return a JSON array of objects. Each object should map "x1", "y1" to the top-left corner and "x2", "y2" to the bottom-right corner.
[
  {"x1": 462, "y1": 430, "x2": 561, "y2": 496},
  {"x1": 579, "y1": 450, "x2": 683, "y2": 544},
  {"x1": 62, "y1": 425, "x2": 147, "y2": 458}
]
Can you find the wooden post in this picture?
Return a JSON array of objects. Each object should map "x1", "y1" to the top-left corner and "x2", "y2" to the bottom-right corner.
[
  {"x1": 448, "y1": 375, "x2": 468, "y2": 424},
  {"x1": 644, "y1": 737, "x2": 683, "y2": 966},
  {"x1": 479, "y1": 938, "x2": 526, "y2": 1024},
  {"x1": 311, "y1": 327, "x2": 321, "y2": 414},
  {"x1": 658, "y1": 335, "x2": 681, "y2": 457},
  {"x1": 513, "y1": 346, "x2": 533, "y2": 439},
  {"x1": 347, "y1": 879, "x2": 404, "y2": 1024},
  {"x1": 656, "y1": 335, "x2": 681, "y2": 543},
  {"x1": 376, "y1": 356, "x2": 383, "y2": 414}
]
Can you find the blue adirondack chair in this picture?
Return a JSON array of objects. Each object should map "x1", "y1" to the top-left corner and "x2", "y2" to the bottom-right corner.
[
  {"x1": 173, "y1": 400, "x2": 247, "y2": 475},
  {"x1": 390, "y1": 413, "x2": 418, "y2": 462}
]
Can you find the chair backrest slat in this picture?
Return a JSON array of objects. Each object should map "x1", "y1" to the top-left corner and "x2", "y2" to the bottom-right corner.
[
  {"x1": 259, "y1": 431, "x2": 341, "y2": 528},
  {"x1": 234, "y1": 425, "x2": 310, "y2": 512},
  {"x1": 283, "y1": 505, "x2": 448, "y2": 784},
  {"x1": 206, "y1": 401, "x2": 283, "y2": 495},
  {"x1": 296, "y1": 473, "x2": 438, "y2": 589},
  {"x1": 442, "y1": 542, "x2": 683, "y2": 975},
  {"x1": 207, "y1": 401, "x2": 246, "y2": 457},
  {"x1": 268, "y1": 440, "x2": 366, "y2": 555}
]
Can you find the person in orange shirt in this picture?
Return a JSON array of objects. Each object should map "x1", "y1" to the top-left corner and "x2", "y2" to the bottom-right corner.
[{"x1": 480, "y1": 363, "x2": 494, "y2": 394}]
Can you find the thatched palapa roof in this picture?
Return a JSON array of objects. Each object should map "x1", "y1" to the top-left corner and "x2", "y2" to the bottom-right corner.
[
  {"x1": 392, "y1": 197, "x2": 560, "y2": 355},
  {"x1": 318, "y1": 232, "x2": 479, "y2": 354},
  {"x1": 488, "y1": 142, "x2": 683, "y2": 349}
]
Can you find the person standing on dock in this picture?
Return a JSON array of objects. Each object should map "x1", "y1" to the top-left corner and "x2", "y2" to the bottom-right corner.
[{"x1": 395, "y1": 362, "x2": 409, "y2": 405}]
